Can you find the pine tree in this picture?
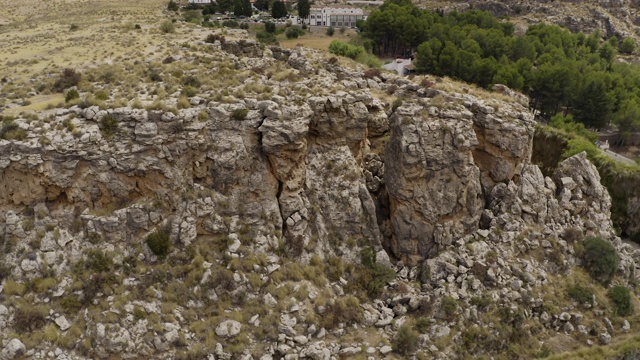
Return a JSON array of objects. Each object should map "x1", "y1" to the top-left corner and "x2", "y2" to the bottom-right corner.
[
  {"x1": 271, "y1": 1, "x2": 288, "y2": 19},
  {"x1": 298, "y1": 0, "x2": 310, "y2": 24},
  {"x1": 243, "y1": 0, "x2": 252, "y2": 16},
  {"x1": 573, "y1": 77, "x2": 613, "y2": 129},
  {"x1": 234, "y1": 0, "x2": 244, "y2": 17}
]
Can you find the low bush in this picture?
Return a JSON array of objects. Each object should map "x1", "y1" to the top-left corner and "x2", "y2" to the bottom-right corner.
[
  {"x1": 205, "y1": 33, "x2": 225, "y2": 44},
  {"x1": 0, "y1": 120, "x2": 27, "y2": 141},
  {"x1": 583, "y1": 236, "x2": 619, "y2": 284},
  {"x1": 441, "y1": 296, "x2": 458, "y2": 319},
  {"x1": 608, "y1": 285, "x2": 634, "y2": 316},
  {"x1": 60, "y1": 296, "x2": 83, "y2": 314},
  {"x1": 86, "y1": 249, "x2": 112, "y2": 272},
  {"x1": 393, "y1": 323, "x2": 419, "y2": 355},
  {"x1": 160, "y1": 20, "x2": 175, "y2": 34},
  {"x1": 231, "y1": 108, "x2": 248, "y2": 120},
  {"x1": 99, "y1": 115, "x2": 118, "y2": 138},
  {"x1": 285, "y1": 27, "x2": 304, "y2": 39},
  {"x1": 65, "y1": 89, "x2": 79, "y2": 102},
  {"x1": 146, "y1": 231, "x2": 171, "y2": 258},
  {"x1": 94, "y1": 90, "x2": 109, "y2": 101},
  {"x1": 319, "y1": 296, "x2": 362, "y2": 329},
  {"x1": 264, "y1": 22, "x2": 276, "y2": 33},
  {"x1": 222, "y1": 20, "x2": 239, "y2": 28},
  {"x1": 567, "y1": 283, "x2": 595, "y2": 305},
  {"x1": 328, "y1": 40, "x2": 364, "y2": 59},
  {"x1": 391, "y1": 98, "x2": 403, "y2": 112},
  {"x1": 14, "y1": 304, "x2": 48, "y2": 333},
  {"x1": 256, "y1": 31, "x2": 278, "y2": 45},
  {"x1": 326, "y1": 26, "x2": 335, "y2": 36},
  {"x1": 52, "y1": 68, "x2": 81, "y2": 92}
]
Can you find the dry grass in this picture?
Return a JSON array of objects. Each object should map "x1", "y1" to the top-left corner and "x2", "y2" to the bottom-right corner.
[
  {"x1": 0, "y1": 0, "x2": 168, "y2": 85},
  {"x1": 279, "y1": 28, "x2": 355, "y2": 51},
  {"x1": 545, "y1": 334, "x2": 640, "y2": 360}
]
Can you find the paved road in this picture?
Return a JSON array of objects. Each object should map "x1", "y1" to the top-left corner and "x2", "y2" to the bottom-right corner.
[{"x1": 602, "y1": 149, "x2": 637, "y2": 166}]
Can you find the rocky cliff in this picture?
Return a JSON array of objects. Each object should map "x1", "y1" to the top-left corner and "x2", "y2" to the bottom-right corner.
[
  {"x1": 428, "y1": 0, "x2": 639, "y2": 39},
  {"x1": 1, "y1": 39, "x2": 639, "y2": 359}
]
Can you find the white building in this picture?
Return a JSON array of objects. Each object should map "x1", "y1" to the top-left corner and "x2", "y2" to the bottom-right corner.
[
  {"x1": 189, "y1": 0, "x2": 213, "y2": 4},
  {"x1": 382, "y1": 59, "x2": 415, "y2": 75},
  {"x1": 304, "y1": 6, "x2": 368, "y2": 27}
]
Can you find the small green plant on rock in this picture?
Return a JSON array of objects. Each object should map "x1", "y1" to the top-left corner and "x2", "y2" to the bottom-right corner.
[
  {"x1": 0, "y1": 120, "x2": 27, "y2": 140},
  {"x1": 99, "y1": 115, "x2": 118, "y2": 138},
  {"x1": 231, "y1": 108, "x2": 248, "y2": 120}
]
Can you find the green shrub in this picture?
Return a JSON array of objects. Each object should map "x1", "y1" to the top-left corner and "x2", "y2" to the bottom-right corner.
[
  {"x1": 461, "y1": 326, "x2": 492, "y2": 352},
  {"x1": 205, "y1": 33, "x2": 225, "y2": 44},
  {"x1": 0, "y1": 120, "x2": 27, "y2": 141},
  {"x1": 265, "y1": 21, "x2": 276, "y2": 33},
  {"x1": 0, "y1": 263, "x2": 12, "y2": 281},
  {"x1": 326, "y1": 26, "x2": 335, "y2": 36},
  {"x1": 69, "y1": 24, "x2": 79, "y2": 31},
  {"x1": 566, "y1": 283, "x2": 595, "y2": 305},
  {"x1": 328, "y1": 40, "x2": 364, "y2": 59},
  {"x1": 441, "y1": 296, "x2": 458, "y2": 319},
  {"x1": 620, "y1": 37, "x2": 636, "y2": 54},
  {"x1": 94, "y1": 90, "x2": 109, "y2": 101},
  {"x1": 160, "y1": 20, "x2": 175, "y2": 34},
  {"x1": 470, "y1": 295, "x2": 493, "y2": 311},
  {"x1": 52, "y1": 68, "x2": 81, "y2": 92},
  {"x1": 393, "y1": 323, "x2": 419, "y2": 355},
  {"x1": 256, "y1": 31, "x2": 278, "y2": 45},
  {"x1": 222, "y1": 20, "x2": 239, "y2": 28},
  {"x1": 583, "y1": 236, "x2": 619, "y2": 284},
  {"x1": 319, "y1": 295, "x2": 362, "y2": 329},
  {"x1": 99, "y1": 115, "x2": 118, "y2": 138},
  {"x1": 391, "y1": 98, "x2": 403, "y2": 112},
  {"x1": 608, "y1": 285, "x2": 634, "y2": 316},
  {"x1": 14, "y1": 304, "x2": 48, "y2": 333},
  {"x1": 146, "y1": 231, "x2": 171, "y2": 258},
  {"x1": 167, "y1": 0, "x2": 178, "y2": 11},
  {"x1": 182, "y1": 76, "x2": 201, "y2": 88},
  {"x1": 60, "y1": 296, "x2": 83, "y2": 314},
  {"x1": 65, "y1": 89, "x2": 80, "y2": 103},
  {"x1": 285, "y1": 27, "x2": 303, "y2": 39},
  {"x1": 231, "y1": 108, "x2": 248, "y2": 120},
  {"x1": 415, "y1": 317, "x2": 431, "y2": 333},
  {"x1": 86, "y1": 249, "x2": 112, "y2": 272}
]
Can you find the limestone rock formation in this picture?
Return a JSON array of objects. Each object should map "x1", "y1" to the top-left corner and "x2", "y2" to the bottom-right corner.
[
  {"x1": 0, "y1": 35, "x2": 637, "y2": 360},
  {"x1": 385, "y1": 104, "x2": 483, "y2": 264}
]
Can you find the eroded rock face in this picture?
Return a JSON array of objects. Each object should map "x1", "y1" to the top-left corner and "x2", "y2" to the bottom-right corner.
[
  {"x1": 472, "y1": 102, "x2": 536, "y2": 190},
  {"x1": 385, "y1": 104, "x2": 483, "y2": 264},
  {"x1": 260, "y1": 93, "x2": 385, "y2": 260}
]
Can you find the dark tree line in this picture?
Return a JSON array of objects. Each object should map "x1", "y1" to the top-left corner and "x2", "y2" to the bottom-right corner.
[{"x1": 363, "y1": 0, "x2": 640, "y2": 132}]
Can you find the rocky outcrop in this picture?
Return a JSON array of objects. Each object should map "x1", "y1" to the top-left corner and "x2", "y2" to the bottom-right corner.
[
  {"x1": 385, "y1": 104, "x2": 483, "y2": 264},
  {"x1": 259, "y1": 93, "x2": 386, "y2": 260},
  {"x1": 438, "y1": 0, "x2": 636, "y2": 39},
  {"x1": 384, "y1": 93, "x2": 537, "y2": 265}
]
